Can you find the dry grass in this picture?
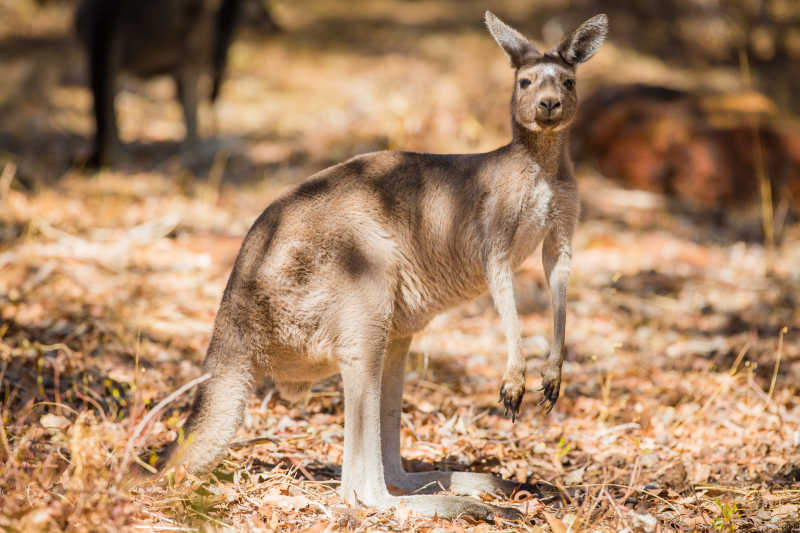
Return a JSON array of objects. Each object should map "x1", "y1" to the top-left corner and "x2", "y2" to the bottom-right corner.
[{"x1": 1, "y1": 1, "x2": 799, "y2": 531}]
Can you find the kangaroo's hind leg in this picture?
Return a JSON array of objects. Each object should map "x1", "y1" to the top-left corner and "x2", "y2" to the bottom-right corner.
[
  {"x1": 336, "y1": 291, "x2": 516, "y2": 520},
  {"x1": 380, "y1": 337, "x2": 523, "y2": 500}
]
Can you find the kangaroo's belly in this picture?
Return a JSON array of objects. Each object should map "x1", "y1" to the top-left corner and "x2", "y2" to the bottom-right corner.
[{"x1": 390, "y1": 252, "x2": 487, "y2": 337}]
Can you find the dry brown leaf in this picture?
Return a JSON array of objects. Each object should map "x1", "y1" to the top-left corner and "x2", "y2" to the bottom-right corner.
[
  {"x1": 17, "y1": 507, "x2": 54, "y2": 533},
  {"x1": 394, "y1": 501, "x2": 412, "y2": 524},
  {"x1": 543, "y1": 511, "x2": 567, "y2": 533},
  {"x1": 259, "y1": 494, "x2": 311, "y2": 511},
  {"x1": 692, "y1": 463, "x2": 711, "y2": 484},
  {"x1": 388, "y1": 483, "x2": 409, "y2": 495},
  {"x1": 39, "y1": 414, "x2": 70, "y2": 431},
  {"x1": 298, "y1": 522, "x2": 332, "y2": 533},
  {"x1": 564, "y1": 465, "x2": 586, "y2": 485},
  {"x1": 773, "y1": 503, "x2": 799, "y2": 517}
]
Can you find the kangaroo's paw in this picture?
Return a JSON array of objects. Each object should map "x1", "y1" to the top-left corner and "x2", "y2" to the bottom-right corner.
[
  {"x1": 539, "y1": 362, "x2": 562, "y2": 413},
  {"x1": 499, "y1": 374, "x2": 525, "y2": 421}
]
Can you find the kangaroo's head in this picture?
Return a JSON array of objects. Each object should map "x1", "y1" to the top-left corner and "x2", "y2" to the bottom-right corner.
[{"x1": 485, "y1": 11, "x2": 608, "y2": 133}]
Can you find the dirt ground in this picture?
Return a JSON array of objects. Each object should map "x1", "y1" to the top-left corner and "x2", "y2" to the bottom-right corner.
[{"x1": 1, "y1": 1, "x2": 799, "y2": 531}]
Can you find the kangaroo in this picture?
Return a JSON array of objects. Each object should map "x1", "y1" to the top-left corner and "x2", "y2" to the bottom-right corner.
[
  {"x1": 166, "y1": 11, "x2": 608, "y2": 521},
  {"x1": 74, "y1": 0, "x2": 242, "y2": 167}
]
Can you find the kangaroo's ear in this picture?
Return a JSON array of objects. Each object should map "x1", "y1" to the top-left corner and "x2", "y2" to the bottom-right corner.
[
  {"x1": 556, "y1": 14, "x2": 608, "y2": 65},
  {"x1": 485, "y1": 11, "x2": 539, "y2": 68}
]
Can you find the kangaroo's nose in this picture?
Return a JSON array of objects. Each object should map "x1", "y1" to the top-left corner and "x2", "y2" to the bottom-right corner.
[{"x1": 537, "y1": 98, "x2": 562, "y2": 118}]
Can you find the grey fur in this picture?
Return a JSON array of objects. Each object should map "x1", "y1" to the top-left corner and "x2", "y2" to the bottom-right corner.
[{"x1": 166, "y1": 11, "x2": 607, "y2": 521}]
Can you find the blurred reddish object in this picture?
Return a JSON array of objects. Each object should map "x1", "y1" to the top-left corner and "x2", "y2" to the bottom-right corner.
[{"x1": 574, "y1": 84, "x2": 800, "y2": 214}]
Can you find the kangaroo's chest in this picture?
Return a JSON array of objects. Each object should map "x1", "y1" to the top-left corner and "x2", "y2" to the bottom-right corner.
[{"x1": 511, "y1": 177, "x2": 557, "y2": 266}]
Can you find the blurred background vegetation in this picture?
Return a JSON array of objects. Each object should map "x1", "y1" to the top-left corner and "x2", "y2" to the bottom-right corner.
[{"x1": 0, "y1": 0, "x2": 798, "y2": 226}]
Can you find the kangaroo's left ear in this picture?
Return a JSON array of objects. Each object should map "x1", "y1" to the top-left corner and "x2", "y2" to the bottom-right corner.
[
  {"x1": 556, "y1": 14, "x2": 608, "y2": 65},
  {"x1": 485, "y1": 11, "x2": 540, "y2": 68}
]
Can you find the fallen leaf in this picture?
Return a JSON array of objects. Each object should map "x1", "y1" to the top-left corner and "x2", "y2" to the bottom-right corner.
[
  {"x1": 388, "y1": 483, "x2": 409, "y2": 495},
  {"x1": 298, "y1": 523, "x2": 332, "y2": 533},
  {"x1": 692, "y1": 463, "x2": 711, "y2": 484},
  {"x1": 633, "y1": 511, "x2": 658, "y2": 533},
  {"x1": 40, "y1": 414, "x2": 70, "y2": 430},
  {"x1": 543, "y1": 511, "x2": 567, "y2": 533},
  {"x1": 564, "y1": 465, "x2": 586, "y2": 485},
  {"x1": 18, "y1": 507, "x2": 53, "y2": 533},
  {"x1": 259, "y1": 494, "x2": 311, "y2": 511},
  {"x1": 395, "y1": 501, "x2": 412, "y2": 524},
  {"x1": 773, "y1": 503, "x2": 799, "y2": 517}
]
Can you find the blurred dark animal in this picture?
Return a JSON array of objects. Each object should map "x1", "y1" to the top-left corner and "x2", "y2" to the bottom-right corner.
[
  {"x1": 240, "y1": 0, "x2": 280, "y2": 33},
  {"x1": 163, "y1": 11, "x2": 607, "y2": 522},
  {"x1": 74, "y1": 0, "x2": 243, "y2": 167},
  {"x1": 574, "y1": 84, "x2": 800, "y2": 217}
]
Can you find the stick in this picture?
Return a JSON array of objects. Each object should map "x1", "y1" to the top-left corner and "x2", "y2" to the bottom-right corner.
[
  {"x1": 768, "y1": 326, "x2": 788, "y2": 398},
  {"x1": 0, "y1": 162, "x2": 15, "y2": 201},
  {"x1": 0, "y1": 417, "x2": 12, "y2": 464}
]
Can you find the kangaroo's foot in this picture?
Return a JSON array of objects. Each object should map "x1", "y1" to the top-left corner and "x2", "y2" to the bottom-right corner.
[
  {"x1": 387, "y1": 470, "x2": 524, "y2": 498},
  {"x1": 341, "y1": 486, "x2": 521, "y2": 521}
]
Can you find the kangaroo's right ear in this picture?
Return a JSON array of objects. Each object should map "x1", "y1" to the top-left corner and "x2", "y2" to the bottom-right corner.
[
  {"x1": 485, "y1": 11, "x2": 539, "y2": 68},
  {"x1": 556, "y1": 14, "x2": 608, "y2": 65}
]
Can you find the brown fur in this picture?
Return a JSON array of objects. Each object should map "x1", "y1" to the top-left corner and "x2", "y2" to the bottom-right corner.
[{"x1": 166, "y1": 11, "x2": 608, "y2": 521}]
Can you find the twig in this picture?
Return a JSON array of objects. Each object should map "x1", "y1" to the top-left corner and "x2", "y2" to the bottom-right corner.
[
  {"x1": 694, "y1": 484, "x2": 757, "y2": 496},
  {"x1": 75, "y1": 391, "x2": 108, "y2": 421},
  {"x1": 673, "y1": 375, "x2": 731, "y2": 432},
  {"x1": 0, "y1": 416, "x2": 12, "y2": 464},
  {"x1": 206, "y1": 147, "x2": 229, "y2": 204},
  {"x1": 32, "y1": 401, "x2": 80, "y2": 417},
  {"x1": 737, "y1": 48, "x2": 775, "y2": 273},
  {"x1": 768, "y1": 326, "x2": 788, "y2": 398},
  {"x1": 229, "y1": 435, "x2": 279, "y2": 449},
  {"x1": 728, "y1": 342, "x2": 751, "y2": 376},
  {"x1": 579, "y1": 484, "x2": 604, "y2": 527},
  {"x1": 603, "y1": 486, "x2": 632, "y2": 531},
  {"x1": 133, "y1": 525, "x2": 198, "y2": 531},
  {"x1": 116, "y1": 373, "x2": 211, "y2": 483},
  {"x1": 34, "y1": 342, "x2": 74, "y2": 357},
  {"x1": 567, "y1": 483, "x2": 683, "y2": 516},
  {"x1": 139, "y1": 508, "x2": 180, "y2": 525},
  {"x1": 134, "y1": 455, "x2": 158, "y2": 474},
  {"x1": 0, "y1": 161, "x2": 16, "y2": 201},
  {"x1": 287, "y1": 456, "x2": 316, "y2": 481},
  {"x1": 746, "y1": 373, "x2": 779, "y2": 412},
  {"x1": 621, "y1": 456, "x2": 641, "y2": 504}
]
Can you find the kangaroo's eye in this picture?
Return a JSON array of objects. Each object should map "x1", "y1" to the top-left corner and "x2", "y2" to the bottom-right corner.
[
  {"x1": 563, "y1": 79, "x2": 575, "y2": 90},
  {"x1": 519, "y1": 78, "x2": 531, "y2": 89}
]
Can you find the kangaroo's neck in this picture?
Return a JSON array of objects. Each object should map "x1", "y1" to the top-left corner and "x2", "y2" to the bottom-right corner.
[{"x1": 507, "y1": 120, "x2": 570, "y2": 173}]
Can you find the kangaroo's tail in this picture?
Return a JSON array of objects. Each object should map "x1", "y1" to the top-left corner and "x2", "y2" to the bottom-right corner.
[{"x1": 161, "y1": 322, "x2": 253, "y2": 474}]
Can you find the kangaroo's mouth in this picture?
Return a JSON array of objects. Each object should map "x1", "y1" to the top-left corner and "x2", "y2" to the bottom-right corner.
[{"x1": 535, "y1": 118, "x2": 561, "y2": 129}]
